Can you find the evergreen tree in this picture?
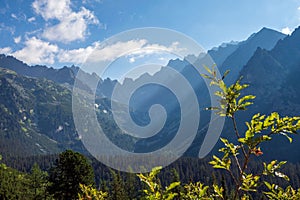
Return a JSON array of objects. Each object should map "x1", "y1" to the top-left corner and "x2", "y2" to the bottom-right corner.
[
  {"x1": 109, "y1": 170, "x2": 129, "y2": 200},
  {"x1": 124, "y1": 171, "x2": 140, "y2": 199},
  {"x1": 29, "y1": 163, "x2": 49, "y2": 200},
  {"x1": 0, "y1": 155, "x2": 31, "y2": 199},
  {"x1": 47, "y1": 150, "x2": 95, "y2": 199}
]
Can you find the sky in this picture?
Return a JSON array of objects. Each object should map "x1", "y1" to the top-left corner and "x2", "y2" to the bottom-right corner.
[{"x1": 0, "y1": 0, "x2": 300, "y2": 74}]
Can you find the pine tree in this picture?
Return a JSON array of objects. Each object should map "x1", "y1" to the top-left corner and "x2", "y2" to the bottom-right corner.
[
  {"x1": 109, "y1": 170, "x2": 129, "y2": 200},
  {"x1": 125, "y1": 171, "x2": 139, "y2": 199},
  {"x1": 28, "y1": 163, "x2": 49, "y2": 200},
  {"x1": 47, "y1": 150, "x2": 95, "y2": 199}
]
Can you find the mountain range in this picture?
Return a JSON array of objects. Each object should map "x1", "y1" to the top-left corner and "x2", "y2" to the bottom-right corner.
[{"x1": 1, "y1": 26, "x2": 300, "y2": 162}]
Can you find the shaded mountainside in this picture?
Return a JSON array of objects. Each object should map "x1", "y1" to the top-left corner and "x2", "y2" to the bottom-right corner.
[
  {"x1": 0, "y1": 54, "x2": 118, "y2": 98},
  {"x1": 208, "y1": 41, "x2": 240, "y2": 67},
  {"x1": 227, "y1": 26, "x2": 300, "y2": 162},
  {"x1": 0, "y1": 54, "x2": 77, "y2": 85},
  {"x1": 133, "y1": 27, "x2": 287, "y2": 156},
  {"x1": 241, "y1": 26, "x2": 300, "y2": 117},
  {"x1": 0, "y1": 67, "x2": 81, "y2": 156},
  {"x1": 219, "y1": 27, "x2": 286, "y2": 84},
  {"x1": 0, "y1": 67, "x2": 135, "y2": 157},
  {"x1": 166, "y1": 27, "x2": 286, "y2": 108}
]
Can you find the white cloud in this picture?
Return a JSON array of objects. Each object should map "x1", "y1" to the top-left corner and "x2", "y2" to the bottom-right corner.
[
  {"x1": 124, "y1": 41, "x2": 186, "y2": 63},
  {"x1": 42, "y1": 8, "x2": 98, "y2": 43},
  {"x1": 128, "y1": 41, "x2": 185, "y2": 57},
  {"x1": 129, "y1": 57, "x2": 135, "y2": 63},
  {"x1": 57, "y1": 39, "x2": 183, "y2": 65},
  {"x1": 32, "y1": 0, "x2": 99, "y2": 43},
  {"x1": 11, "y1": 13, "x2": 17, "y2": 20},
  {"x1": 28, "y1": 17, "x2": 36, "y2": 22},
  {"x1": 11, "y1": 13, "x2": 27, "y2": 21},
  {"x1": 1, "y1": 36, "x2": 185, "y2": 67},
  {"x1": 58, "y1": 41, "x2": 100, "y2": 64},
  {"x1": 89, "y1": 39, "x2": 148, "y2": 62},
  {"x1": 32, "y1": 0, "x2": 71, "y2": 20},
  {"x1": 0, "y1": 47, "x2": 12, "y2": 54},
  {"x1": 83, "y1": 0, "x2": 103, "y2": 4},
  {"x1": 14, "y1": 36, "x2": 21, "y2": 44},
  {"x1": 58, "y1": 40, "x2": 149, "y2": 64},
  {"x1": 89, "y1": 40, "x2": 186, "y2": 63},
  {"x1": 281, "y1": 27, "x2": 293, "y2": 35},
  {"x1": 12, "y1": 37, "x2": 58, "y2": 65},
  {"x1": 0, "y1": 23, "x2": 15, "y2": 34}
]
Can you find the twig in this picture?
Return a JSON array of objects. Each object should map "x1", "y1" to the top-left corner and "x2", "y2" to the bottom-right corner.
[{"x1": 231, "y1": 115, "x2": 247, "y2": 158}]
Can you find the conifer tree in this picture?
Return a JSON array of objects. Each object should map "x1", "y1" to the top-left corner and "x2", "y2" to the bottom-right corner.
[{"x1": 48, "y1": 150, "x2": 95, "y2": 199}]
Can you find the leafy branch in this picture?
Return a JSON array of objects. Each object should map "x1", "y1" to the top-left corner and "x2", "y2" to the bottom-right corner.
[{"x1": 201, "y1": 65, "x2": 300, "y2": 199}]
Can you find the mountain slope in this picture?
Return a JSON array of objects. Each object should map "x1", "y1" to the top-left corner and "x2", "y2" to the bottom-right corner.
[
  {"x1": 241, "y1": 26, "x2": 300, "y2": 115},
  {"x1": 0, "y1": 65, "x2": 136, "y2": 157},
  {"x1": 220, "y1": 27, "x2": 286, "y2": 84},
  {"x1": 0, "y1": 67, "x2": 77, "y2": 156},
  {"x1": 0, "y1": 55, "x2": 77, "y2": 85},
  {"x1": 236, "y1": 26, "x2": 300, "y2": 161},
  {"x1": 115, "y1": 28, "x2": 287, "y2": 157},
  {"x1": 0, "y1": 54, "x2": 117, "y2": 98},
  {"x1": 208, "y1": 41, "x2": 240, "y2": 67}
]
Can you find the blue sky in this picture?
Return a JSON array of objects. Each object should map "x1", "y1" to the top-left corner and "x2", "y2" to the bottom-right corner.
[{"x1": 0, "y1": 0, "x2": 300, "y2": 71}]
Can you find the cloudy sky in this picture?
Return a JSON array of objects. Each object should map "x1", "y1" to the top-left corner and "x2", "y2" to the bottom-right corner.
[{"x1": 0, "y1": 0, "x2": 299, "y2": 69}]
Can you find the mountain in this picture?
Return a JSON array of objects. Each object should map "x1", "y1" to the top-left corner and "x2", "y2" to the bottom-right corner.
[
  {"x1": 218, "y1": 27, "x2": 286, "y2": 84},
  {"x1": 0, "y1": 64, "x2": 134, "y2": 157},
  {"x1": 0, "y1": 67, "x2": 80, "y2": 156},
  {"x1": 0, "y1": 55, "x2": 77, "y2": 85},
  {"x1": 208, "y1": 41, "x2": 240, "y2": 67},
  {"x1": 0, "y1": 54, "x2": 117, "y2": 98},
  {"x1": 161, "y1": 28, "x2": 285, "y2": 103},
  {"x1": 232, "y1": 26, "x2": 300, "y2": 161},
  {"x1": 0, "y1": 26, "x2": 299, "y2": 162},
  {"x1": 189, "y1": 28, "x2": 285, "y2": 84},
  {"x1": 110, "y1": 28, "x2": 287, "y2": 156},
  {"x1": 127, "y1": 28, "x2": 295, "y2": 159},
  {"x1": 241, "y1": 26, "x2": 300, "y2": 115}
]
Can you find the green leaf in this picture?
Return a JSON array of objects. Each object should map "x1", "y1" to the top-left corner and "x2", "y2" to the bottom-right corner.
[
  {"x1": 252, "y1": 113, "x2": 261, "y2": 120},
  {"x1": 238, "y1": 95, "x2": 256, "y2": 105},
  {"x1": 205, "y1": 106, "x2": 219, "y2": 111},
  {"x1": 264, "y1": 181, "x2": 272, "y2": 190},
  {"x1": 203, "y1": 65, "x2": 212, "y2": 74},
  {"x1": 166, "y1": 182, "x2": 180, "y2": 191},
  {"x1": 214, "y1": 91, "x2": 224, "y2": 97},
  {"x1": 262, "y1": 135, "x2": 272, "y2": 141},
  {"x1": 279, "y1": 132, "x2": 293, "y2": 143},
  {"x1": 213, "y1": 184, "x2": 224, "y2": 198},
  {"x1": 274, "y1": 171, "x2": 290, "y2": 181},
  {"x1": 238, "y1": 138, "x2": 246, "y2": 143},
  {"x1": 222, "y1": 70, "x2": 230, "y2": 80},
  {"x1": 245, "y1": 130, "x2": 254, "y2": 139},
  {"x1": 200, "y1": 73, "x2": 212, "y2": 80}
]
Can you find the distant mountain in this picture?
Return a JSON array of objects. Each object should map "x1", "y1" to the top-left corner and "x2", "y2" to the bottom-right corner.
[
  {"x1": 0, "y1": 54, "x2": 77, "y2": 85},
  {"x1": 0, "y1": 67, "x2": 80, "y2": 156},
  {"x1": 129, "y1": 28, "x2": 294, "y2": 158},
  {"x1": 0, "y1": 65, "x2": 134, "y2": 157},
  {"x1": 233, "y1": 26, "x2": 300, "y2": 161},
  {"x1": 161, "y1": 28, "x2": 285, "y2": 104},
  {"x1": 241, "y1": 26, "x2": 300, "y2": 116},
  {"x1": 0, "y1": 54, "x2": 117, "y2": 98},
  {"x1": 219, "y1": 27, "x2": 286, "y2": 84},
  {"x1": 208, "y1": 41, "x2": 240, "y2": 67}
]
